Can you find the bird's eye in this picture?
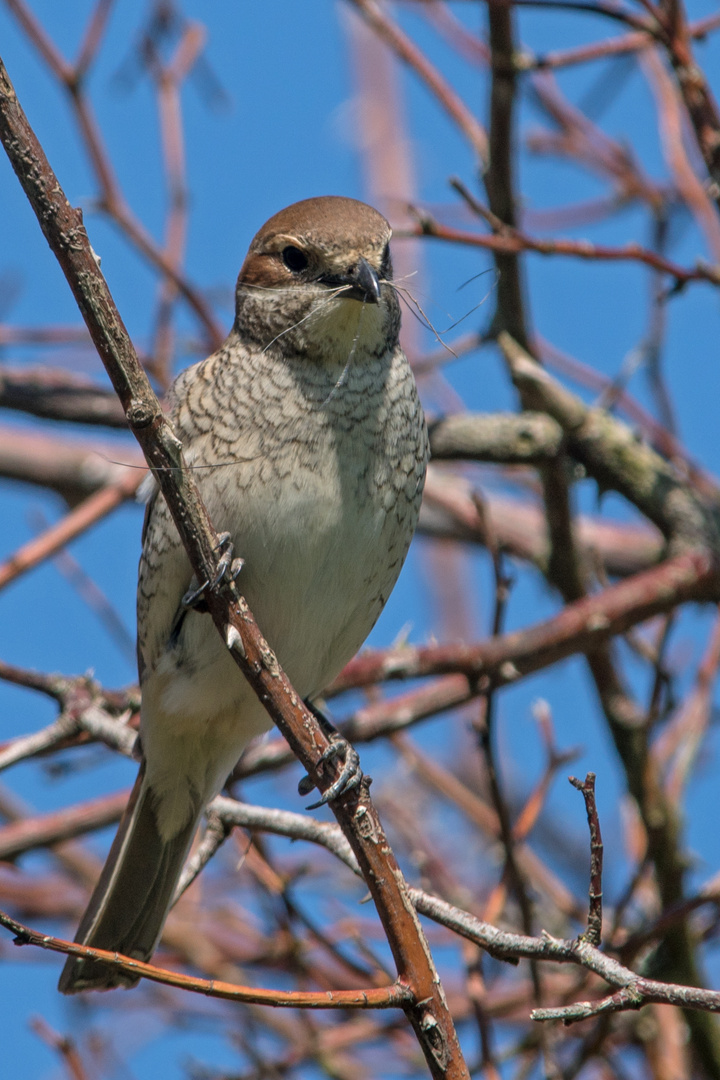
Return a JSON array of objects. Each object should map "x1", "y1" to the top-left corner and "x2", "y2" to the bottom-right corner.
[
  {"x1": 282, "y1": 246, "x2": 309, "y2": 273},
  {"x1": 380, "y1": 243, "x2": 392, "y2": 279}
]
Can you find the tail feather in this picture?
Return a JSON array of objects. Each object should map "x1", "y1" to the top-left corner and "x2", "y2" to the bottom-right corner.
[{"x1": 58, "y1": 762, "x2": 200, "y2": 994}]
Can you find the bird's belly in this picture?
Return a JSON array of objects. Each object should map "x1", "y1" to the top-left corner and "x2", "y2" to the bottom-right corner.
[{"x1": 156, "y1": 472, "x2": 406, "y2": 727}]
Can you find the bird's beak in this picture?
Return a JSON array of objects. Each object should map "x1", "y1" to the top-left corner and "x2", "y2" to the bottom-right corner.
[
  {"x1": 320, "y1": 257, "x2": 381, "y2": 304},
  {"x1": 352, "y1": 257, "x2": 381, "y2": 304}
]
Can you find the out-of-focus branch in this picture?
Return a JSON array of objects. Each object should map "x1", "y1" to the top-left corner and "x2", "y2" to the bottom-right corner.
[
  {"x1": 0, "y1": 365, "x2": 126, "y2": 426},
  {"x1": 0, "y1": 426, "x2": 141, "y2": 504},
  {"x1": 421, "y1": 472, "x2": 664, "y2": 577},
  {"x1": 5, "y1": 0, "x2": 223, "y2": 351},
  {"x1": 654, "y1": 0, "x2": 720, "y2": 213},
  {"x1": 29, "y1": 1017, "x2": 88, "y2": 1080},
  {"x1": 539, "y1": 337, "x2": 719, "y2": 500},
  {"x1": 0, "y1": 790, "x2": 129, "y2": 860},
  {"x1": 0, "y1": 469, "x2": 141, "y2": 593},
  {"x1": 658, "y1": 607, "x2": 720, "y2": 803},
  {"x1": 332, "y1": 550, "x2": 717, "y2": 691},
  {"x1": 391, "y1": 729, "x2": 584, "y2": 921},
  {"x1": 527, "y1": 71, "x2": 662, "y2": 208},
  {"x1": 239, "y1": 675, "x2": 477, "y2": 781},
  {"x1": 144, "y1": 21, "x2": 206, "y2": 388},
  {"x1": 345, "y1": 0, "x2": 488, "y2": 165},
  {"x1": 428, "y1": 411, "x2": 563, "y2": 463},
  {"x1": 520, "y1": 10, "x2": 720, "y2": 71},
  {"x1": 499, "y1": 334, "x2": 719, "y2": 552},
  {"x1": 485, "y1": 0, "x2": 530, "y2": 348},
  {"x1": 404, "y1": 214, "x2": 720, "y2": 285},
  {"x1": 0, "y1": 663, "x2": 137, "y2": 774},
  {"x1": 643, "y1": 50, "x2": 720, "y2": 261}
]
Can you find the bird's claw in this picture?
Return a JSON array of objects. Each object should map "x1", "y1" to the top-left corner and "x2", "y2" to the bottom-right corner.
[
  {"x1": 181, "y1": 532, "x2": 244, "y2": 611},
  {"x1": 303, "y1": 740, "x2": 363, "y2": 809},
  {"x1": 212, "y1": 532, "x2": 244, "y2": 588},
  {"x1": 181, "y1": 579, "x2": 209, "y2": 611},
  {"x1": 299, "y1": 704, "x2": 364, "y2": 809}
]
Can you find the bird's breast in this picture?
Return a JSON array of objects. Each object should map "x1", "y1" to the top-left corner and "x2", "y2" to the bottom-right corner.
[{"x1": 180, "y1": 348, "x2": 423, "y2": 692}]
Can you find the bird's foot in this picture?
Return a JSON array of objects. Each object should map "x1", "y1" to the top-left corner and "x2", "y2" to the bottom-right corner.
[
  {"x1": 298, "y1": 702, "x2": 364, "y2": 809},
  {"x1": 181, "y1": 532, "x2": 244, "y2": 611}
]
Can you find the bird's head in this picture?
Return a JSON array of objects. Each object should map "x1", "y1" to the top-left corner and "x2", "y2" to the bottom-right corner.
[{"x1": 234, "y1": 196, "x2": 400, "y2": 363}]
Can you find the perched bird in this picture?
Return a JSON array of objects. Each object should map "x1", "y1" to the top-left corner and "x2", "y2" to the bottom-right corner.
[{"x1": 59, "y1": 195, "x2": 428, "y2": 993}]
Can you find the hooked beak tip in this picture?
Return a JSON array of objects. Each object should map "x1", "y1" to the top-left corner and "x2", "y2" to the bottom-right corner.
[{"x1": 355, "y1": 257, "x2": 381, "y2": 304}]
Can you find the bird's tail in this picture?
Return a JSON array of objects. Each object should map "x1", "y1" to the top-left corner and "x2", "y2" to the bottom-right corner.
[{"x1": 58, "y1": 761, "x2": 200, "y2": 993}]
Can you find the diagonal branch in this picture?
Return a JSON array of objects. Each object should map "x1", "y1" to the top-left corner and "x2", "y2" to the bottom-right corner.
[
  {"x1": 0, "y1": 54, "x2": 467, "y2": 1080},
  {"x1": 346, "y1": 0, "x2": 488, "y2": 165}
]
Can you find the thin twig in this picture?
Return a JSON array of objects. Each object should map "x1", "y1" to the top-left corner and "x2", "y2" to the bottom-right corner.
[{"x1": 569, "y1": 773, "x2": 604, "y2": 946}]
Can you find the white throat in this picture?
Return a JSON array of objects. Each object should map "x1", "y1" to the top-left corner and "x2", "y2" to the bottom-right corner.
[{"x1": 303, "y1": 294, "x2": 386, "y2": 366}]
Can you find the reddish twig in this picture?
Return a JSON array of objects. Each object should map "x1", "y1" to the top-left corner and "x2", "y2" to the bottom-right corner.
[
  {"x1": 0, "y1": 791, "x2": 129, "y2": 860},
  {"x1": 0, "y1": 907, "x2": 410, "y2": 1008},
  {"x1": 29, "y1": 1017, "x2": 89, "y2": 1080},
  {"x1": 333, "y1": 551, "x2": 718, "y2": 691},
  {"x1": 643, "y1": 49, "x2": 720, "y2": 261},
  {"x1": 0, "y1": 426, "x2": 143, "y2": 504},
  {"x1": 4, "y1": 0, "x2": 223, "y2": 350},
  {"x1": 0, "y1": 470, "x2": 142, "y2": 593},
  {"x1": 144, "y1": 21, "x2": 205, "y2": 387},
  {"x1": 403, "y1": 216, "x2": 720, "y2": 286},
  {"x1": 346, "y1": 0, "x2": 488, "y2": 164},
  {"x1": 522, "y1": 11, "x2": 720, "y2": 71}
]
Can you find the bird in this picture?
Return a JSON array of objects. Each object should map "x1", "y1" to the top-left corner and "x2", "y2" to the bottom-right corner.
[{"x1": 58, "y1": 195, "x2": 428, "y2": 993}]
